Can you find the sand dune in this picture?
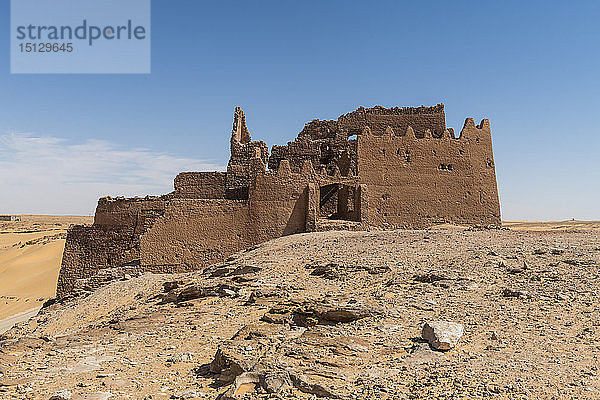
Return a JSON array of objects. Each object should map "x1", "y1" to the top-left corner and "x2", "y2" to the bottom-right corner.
[{"x1": 0, "y1": 216, "x2": 92, "y2": 324}]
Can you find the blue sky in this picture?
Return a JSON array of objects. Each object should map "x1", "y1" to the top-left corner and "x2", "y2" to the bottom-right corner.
[{"x1": 0, "y1": 1, "x2": 598, "y2": 219}]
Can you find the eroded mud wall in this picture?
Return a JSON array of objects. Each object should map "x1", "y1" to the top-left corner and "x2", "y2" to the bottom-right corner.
[
  {"x1": 139, "y1": 199, "x2": 252, "y2": 271},
  {"x1": 357, "y1": 119, "x2": 501, "y2": 228}
]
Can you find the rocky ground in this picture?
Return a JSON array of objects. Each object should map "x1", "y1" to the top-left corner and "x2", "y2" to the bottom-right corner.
[{"x1": 1, "y1": 226, "x2": 599, "y2": 399}]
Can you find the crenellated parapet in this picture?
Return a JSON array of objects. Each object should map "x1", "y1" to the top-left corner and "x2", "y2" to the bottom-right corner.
[{"x1": 356, "y1": 113, "x2": 499, "y2": 228}]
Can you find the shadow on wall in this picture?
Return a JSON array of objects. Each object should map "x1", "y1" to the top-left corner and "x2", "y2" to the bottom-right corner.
[{"x1": 283, "y1": 186, "x2": 308, "y2": 236}]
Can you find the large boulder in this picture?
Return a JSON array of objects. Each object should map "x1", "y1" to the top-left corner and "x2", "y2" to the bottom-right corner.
[
  {"x1": 422, "y1": 321, "x2": 464, "y2": 351},
  {"x1": 49, "y1": 390, "x2": 72, "y2": 400}
]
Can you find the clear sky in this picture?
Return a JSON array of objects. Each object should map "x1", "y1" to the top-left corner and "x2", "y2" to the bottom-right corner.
[{"x1": 1, "y1": 1, "x2": 598, "y2": 219}]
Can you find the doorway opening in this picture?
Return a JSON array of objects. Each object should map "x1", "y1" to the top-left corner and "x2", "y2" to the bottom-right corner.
[{"x1": 319, "y1": 183, "x2": 359, "y2": 221}]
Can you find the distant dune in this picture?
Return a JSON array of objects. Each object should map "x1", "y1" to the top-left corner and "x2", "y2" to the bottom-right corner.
[
  {"x1": 0, "y1": 215, "x2": 92, "y2": 327},
  {"x1": 504, "y1": 220, "x2": 600, "y2": 231}
]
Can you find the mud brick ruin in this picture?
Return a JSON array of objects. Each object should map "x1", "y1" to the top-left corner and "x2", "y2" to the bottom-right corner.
[{"x1": 57, "y1": 104, "x2": 501, "y2": 297}]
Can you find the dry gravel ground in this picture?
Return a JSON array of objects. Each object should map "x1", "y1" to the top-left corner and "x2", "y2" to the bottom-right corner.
[{"x1": 1, "y1": 225, "x2": 599, "y2": 400}]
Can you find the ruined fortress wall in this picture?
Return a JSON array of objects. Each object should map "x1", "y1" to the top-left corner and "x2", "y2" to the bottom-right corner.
[
  {"x1": 139, "y1": 199, "x2": 252, "y2": 272},
  {"x1": 56, "y1": 225, "x2": 140, "y2": 298},
  {"x1": 173, "y1": 172, "x2": 227, "y2": 199},
  {"x1": 0, "y1": 215, "x2": 20, "y2": 221},
  {"x1": 140, "y1": 165, "x2": 314, "y2": 272},
  {"x1": 248, "y1": 165, "x2": 311, "y2": 242},
  {"x1": 338, "y1": 104, "x2": 447, "y2": 137},
  {"x1": 227, "y1": 107, "x2": 269, "y2": 195},
  {"x1": 56, "y1": 104, "x2": 501, "y2": 299},
  {"x1": 269, "y1": 119, "x2": 352, "y2": 175},
  {"x1": 227, "y1": 140, "x2": 269, "y2": 194},
  {"x1": 268, "y1": 105, "x2": 447, "y2": 175},
  {"x1": 57, "y1": 197, "x2": 168, "y2": 297},
  {"x1": 94, "y1": 197, "x2": 168, "y2": 230},
  {"x1": 357, "y1": 119, "x2": 501, "y2": 228}
]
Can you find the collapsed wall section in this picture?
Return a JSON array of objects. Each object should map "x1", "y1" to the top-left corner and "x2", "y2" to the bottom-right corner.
[
  {"x1": 57, "y1": 196, "x2": 168, "y2": 298},
  {"x1": 269, "y1": 104, "x2": 446, "y2": 177},
  {"x1": 269, "y1": 119, "x2": 355, "y2": 176},
  {"x1": 173, "y1": 172, "x2": 227, "y2": 199},
  {"x1": 94, "y1": 196, "x2": 168, "y2": 231},
  {"x1": 56, "y1": 225, "x2": 140, "y2": 298},
  {"x1": 227, "y1": 107, "x2": 269, "y2": 199}
]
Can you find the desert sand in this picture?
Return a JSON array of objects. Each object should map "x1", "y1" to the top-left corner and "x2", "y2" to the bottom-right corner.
[
  {"x1": 0, "y1": 216, "x2": 92, "y2": 325},
  {"x1": 503, "y1": 220, "x2": 600, "y2": 231},
  {"x1": 0, "y1": 220, "x2": 599, "y2": 399}
]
